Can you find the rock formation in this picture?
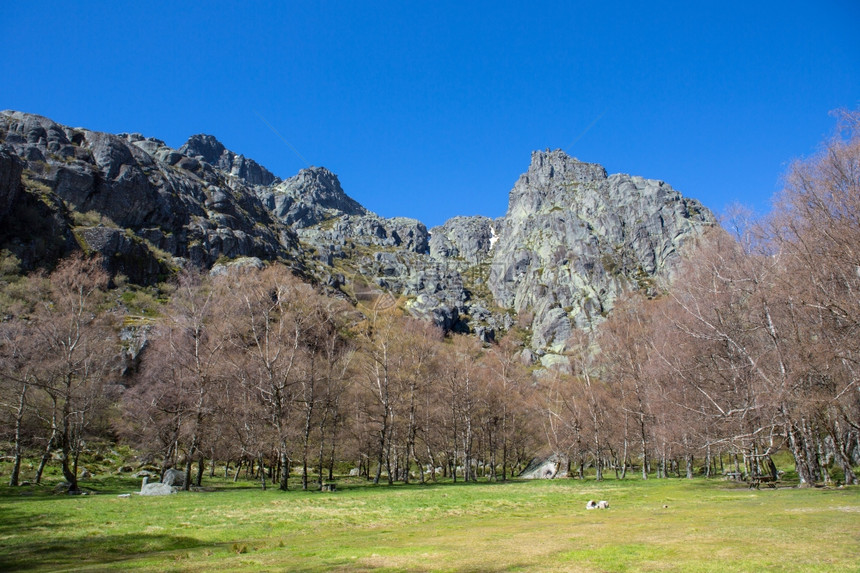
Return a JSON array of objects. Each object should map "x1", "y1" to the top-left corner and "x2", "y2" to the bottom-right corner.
[
  {"x1": 429, "y1": 215, "x2": 497, "y2": 264},
  {"x1": 0, "y1": 112, "x2": 715, "y2": 356},
  {"x1": 488, "y1": 149, "x2": 714, "y2": 351},
  {"x1": 180, "y1": 134, "x2": 279, "y2": 186},
  {"x1": 0, "y1": 111, "x2": 300, "y2": 282}
]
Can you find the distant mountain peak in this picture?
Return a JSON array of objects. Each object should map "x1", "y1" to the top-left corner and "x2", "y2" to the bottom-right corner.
[
  {"x1": 256, "y1": 165, "x2": 368, "y2": 229},
  {"x1": 180, "y1": 134, "x2": 227, "y2": 164},
  {"x1": 180, "y1": 133, "x2": 279, "y2": 186}
]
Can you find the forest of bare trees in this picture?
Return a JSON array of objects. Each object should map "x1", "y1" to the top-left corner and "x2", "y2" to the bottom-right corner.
[{"x1": 1, "y1": 113, "x2": 858, "y2": 491}]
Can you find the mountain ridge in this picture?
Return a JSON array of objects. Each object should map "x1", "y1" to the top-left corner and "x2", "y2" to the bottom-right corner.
[{"x1": 0, "y1": 111, "x2": 716, "y2": 355}]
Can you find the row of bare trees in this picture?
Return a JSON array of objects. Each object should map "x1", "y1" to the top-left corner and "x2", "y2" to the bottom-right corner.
[
  {"x1": 0, "y1": 255, "x2": 543, "y2": 491},
  {"x1": 540, "y1": 112, "x2": 860, "y2": 485},
  {"x1": 2, "y1": 112, "x2": 858, "y2": 489},
  {"x1": 115, "y1": 265, "x2": 545, "y2": 490},
  {"x1": 0, "y1": 257, "x2": 118, "y2": 492}
]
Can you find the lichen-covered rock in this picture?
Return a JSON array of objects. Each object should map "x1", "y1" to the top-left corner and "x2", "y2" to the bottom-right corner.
[
  {"x1": 77, "y1": 226, "x2": 167, "y2": 285},
  {"x1": 140, "y1": 482, "x2": 176, "y2": 496},
  {"x1": 520, "y1": 453, "x2": 568, "y2": 479},
  {"x1": 489, "y1": 149, "x2": 715, "y2": 344},
  {"x1": 429, "y1": 216, "x2": 496, "y2": 264},
  {"x1": 209, "y1": 256, "x2": 266, "y2": 276},
  {"x1": 257, "y1": 166, "x2": 367, "y2": 228}
]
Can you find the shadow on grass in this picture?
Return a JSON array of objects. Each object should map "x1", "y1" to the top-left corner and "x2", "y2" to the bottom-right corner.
[{"x1": 0, "y1": 530, "x2": 205, "y2": 571}]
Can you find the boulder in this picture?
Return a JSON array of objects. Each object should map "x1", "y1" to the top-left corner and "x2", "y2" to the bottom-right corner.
[
  {"x1": 161, "y1": 468, "x2": 186, "y2": 487},
  {"x1": 520, "y1": 453, "x2": 568, "y2": 479},
  {"x1": 140, "y1": 482, "x2": 176, "y2": 496}
]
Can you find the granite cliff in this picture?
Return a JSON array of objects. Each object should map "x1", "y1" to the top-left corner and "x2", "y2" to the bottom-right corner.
[
  {"x1": 489, "y1": 149, "x2": 713, "y2": 352},
  {"x1": 0, "y1": 111, "x2": 715, "y2": 355}
]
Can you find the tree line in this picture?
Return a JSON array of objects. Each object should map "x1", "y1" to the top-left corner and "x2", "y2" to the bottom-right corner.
[
  {"x1": 542, "y1": 111, "x2": 860, "y2": 485},
  {"x1": 0, "y1": 259, "x2": 544, "y2": 492},
  {"x1": 1, "y1": 112, "x2": 858, "y2": 492}
]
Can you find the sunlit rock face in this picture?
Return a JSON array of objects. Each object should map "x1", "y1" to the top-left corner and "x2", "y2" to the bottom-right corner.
[
  {"x1": 0, "y1": 111, "x2": 715, "y2": 352},
  {"x1": 0, "y1": 111, "x2": 299, "y2": 281},
  {"x1": 488, "y1": 149, "x2": 714, "y2": 349}
]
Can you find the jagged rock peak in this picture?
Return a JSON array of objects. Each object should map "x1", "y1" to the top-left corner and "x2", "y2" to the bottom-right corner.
[
  {"x1": 507, "y1": 150, "x2": 608, "y2": 218},
  {"x1": 180, "y1": 134, "x2": 279, "y2": 186},
  {"x1": 180, "y1": 134, "x2": 227, "y2": 164},
  {"x1": 258, "y1": 166, "x2": 368, "y2": 229},
  {"x1": 523, "y1": 149, "x2": 607, "y2": 185},
  {"x1": 490, "y1": 148, "x2": 716, "y2": 349},
  {"x1": 283, "y1": 166, "x2": 367, "y2": 216}
]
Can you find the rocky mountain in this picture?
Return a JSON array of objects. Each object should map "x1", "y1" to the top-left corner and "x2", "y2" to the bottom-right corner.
[
  {"x1": 0, "y1": 111, "x2": 716, "y2": 356},
  {"x1": 489, "y1": 149, "x2": 713, "y2": 352},
  {"x1": 180, "y1": 134, "x2": 280, "y2": 187},
  {"x1": 0, "y1": 111, "x2": 301, "y2": 284}
]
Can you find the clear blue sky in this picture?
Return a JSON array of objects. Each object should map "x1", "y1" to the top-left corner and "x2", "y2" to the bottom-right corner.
[{"x1": 3, "y1": 1, "x2": 858, "y2": 228}]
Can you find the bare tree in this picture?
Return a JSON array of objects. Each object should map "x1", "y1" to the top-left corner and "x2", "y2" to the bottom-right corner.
[
  {"x1": 15, "y1": 256, "x2": 120, "y2": 493},
  {"x1": 482, "y1": 332, "x2": 531, "y2": 481},
  {"x1": 136, "y1": 270, "x2": 229, "y2": 490}
]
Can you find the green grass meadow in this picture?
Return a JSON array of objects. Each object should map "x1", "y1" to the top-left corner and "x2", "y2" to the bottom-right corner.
[{"x1": 1, "y1": 472, "x2": 858, "y2": 572}]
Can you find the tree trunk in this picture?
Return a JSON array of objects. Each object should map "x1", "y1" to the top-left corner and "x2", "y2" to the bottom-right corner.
[
  {"x1": 704, "y1": 446, "x2": 712, "y2": 478},
  {"x1": 183, "y1": 431, "x2": 198, "y2": 492},
  {"x1": 594, "y1": 434, "x2": 603, "y2": 482},
  {"x1": 766, "y1": 456, "x2": 778, "y2": 481},
  {"x1": 59, "y1": 391, "x2": 78, "y2": 493},
  {"x1": 374, "y1": 413, "x2": 387, "y2": 485},
  {"x1": 279, "y1": 441, "x2": 290, "y2": 491},
  {"x1": 639, "y1": 414, "x2": 648, "y2": 480},
  {"x1": 9, "y1": 383, "x2": 27, "y2": 487},
  {"x1": 183, "y1": 454, "x2": 193, "y2": 491},
  {"x1": 259, "y1": 454, "x2": 267, "y2": 491},
  {"x1": 787, "y1": 423, "x2": 815, "y2": 486},
  {"x1": 830, "y1": 418, "x2": 858, "y2": 485},
  {"x1": 817, "y1": 437, "x2": 831, "y2": 485},
  {"x1": 328, "y1": 437, "x2": 336, "y2": 482},
  {"x1": 502, "y1": 433, "x2": 508, "y2": 482}
]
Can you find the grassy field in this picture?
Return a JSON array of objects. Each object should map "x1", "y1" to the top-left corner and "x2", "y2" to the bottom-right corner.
[{"x1": 0, "y1": 470, "x2": 858, "y2": 572}]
